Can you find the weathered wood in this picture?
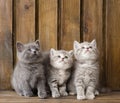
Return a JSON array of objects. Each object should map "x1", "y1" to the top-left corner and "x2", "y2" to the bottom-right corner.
[
  {"x1": 0, "y1": 91, "x2": 120, "y2": 103},
  {"x1": 0, "y1": 0, "x2": 13, "y2": 90},
  {"x1": 0, "y1": 0, "x2": 120, "y2": 91},
  {"x1": 106, "y1": 0, "x2": 120, "y2": 90},
  {"x1": 15, "y1": 0, "x2": 35, "y2": 43},
  {"x1": 39, "y1": 0, "x2": 58, "y2": 51},
  {"x1": 82, "y1": 0, "x2": 104, "y2": 86},
  {"x1": 60, "y1": 0, "x2": 80, "y2": 50}
]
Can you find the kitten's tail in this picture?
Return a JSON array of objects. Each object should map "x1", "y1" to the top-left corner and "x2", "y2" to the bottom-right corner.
[
  {"x1": 97, "y1": 87, "x2": 111, "y2": 94},
  {"x1": 99, "y1": 87, "x2": 112, "y2": 93}
]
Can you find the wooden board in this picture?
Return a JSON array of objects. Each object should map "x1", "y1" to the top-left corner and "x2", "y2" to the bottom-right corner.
[
  {"x1": 0, "y1": 91, "x2": 120, "y2": 103},
  {"x1": 106, "y1": 0, "x2": 120, "y2": 90},
  {"x1": 0, "y1": 0, "x2": 13, "y2": 90},
  {"x1": 15, "y1": 0, "x2": 35, "y2": 43},
  {"x1": 39, "y1": 0, "x2": 58, "y2": 51},
  {"x1": 60, "y1": 0, "x2": 80, "y2": 50},
  {"x1": 82, "y1": 0, "x2": 104, "y2": 86}
]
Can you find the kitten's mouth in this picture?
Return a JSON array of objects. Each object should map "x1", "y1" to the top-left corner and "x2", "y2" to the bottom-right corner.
[
  {"x1": 59, "y1": 61, "x2": 67, "y2": 64},
  {"x1": 85, "y1": 50, "x2": 90, "y2": 53},
  {"x1": 59, "y1": 60, "x2": 64, "y2": 62},
  {"x1": 31, "y1": 54, "x2": 39, "y2": 58}
]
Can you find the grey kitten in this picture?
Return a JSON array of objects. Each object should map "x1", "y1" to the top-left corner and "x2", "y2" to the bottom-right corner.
[
  {"x1": 47, "y1": 48, "x2": 73, "y2": 98},
  {"x1": 11, "y1": 40, "x2": 47, "y2": 98},
  {"x1": 68, "y1": 39, "x2": 99, "y2": 100}
]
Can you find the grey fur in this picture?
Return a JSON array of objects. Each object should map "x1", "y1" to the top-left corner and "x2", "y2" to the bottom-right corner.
[
  {"x1": 68, "y1": 39, "x2": 99, "y2": 100},
  {"x1": 46, "y1": 49, "x2": 73, "y2": 98},
  {"x1": 11, "y1": 40, "x2": 47, "y2": 98}
]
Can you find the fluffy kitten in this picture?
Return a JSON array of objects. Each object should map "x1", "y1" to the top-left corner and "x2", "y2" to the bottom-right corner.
[
  {"x1": 11, "y1": 40, "x2": 47, "y2": 98},
  {"x1": 47, "y1": 49, "x2": 73, "y2": 98},
  {"x1": 68, "y1": 39, "x2": 99, "y2": 100}
]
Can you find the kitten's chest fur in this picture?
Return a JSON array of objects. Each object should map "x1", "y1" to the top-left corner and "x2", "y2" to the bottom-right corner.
[
  {"x1": 57, "y1": 70, "x2": 70, "y2": 85},
  {"x1": 75, "y1": 61, "x2": 99, "y2": 85},
  {"x1": 49, "y1": 66, "x2": 70, "y2": 86},
  {"x1": 17, "y1": 62, "x2": 44, "y2": 88}
]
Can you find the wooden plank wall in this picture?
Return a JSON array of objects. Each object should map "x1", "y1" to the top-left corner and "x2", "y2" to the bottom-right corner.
[
  {"x1": 60, "y1": 0, "x2": 80, "y2": 50},
  {"x1": 39, "y1": 0, "x2": 58, "y2": 50},
  {"x1": 0, "y1": 0, "x2": 120, "y2": 90},
  {"x1": 106, "y1": 0, "x2": 120, "y2": 90},
  {"x1": 0, "y1": 0, "x2": 13, "y2": 90}
]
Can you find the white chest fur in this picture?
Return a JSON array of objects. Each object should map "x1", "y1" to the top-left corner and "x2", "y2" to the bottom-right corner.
[
  {"x1": 58, "y1": 70, "x2": 69, "y2": 85},
  {"x1": 75, "y1": 62, "x2": 99, "y2": 86}
]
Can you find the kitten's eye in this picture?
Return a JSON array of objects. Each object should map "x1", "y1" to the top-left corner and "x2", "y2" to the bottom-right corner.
[
  {"x1": 58, "y1": 55, "x2": 61, "y2": 58},
  {"x1": 89, "y1": 46, "x2": 92, "y2": 49},
  {"x1": 65, "y1": 56, "x2": 68, "y2": 59},
  {"x1": 36, "y1": 48, "x2": 39, "y2": 51},
  {"x1": 82, "y1": 47, "x2": 85, "y2": 49},
  {"x1": 28, "y1": 49, "x2": 31, "y2": 51}
]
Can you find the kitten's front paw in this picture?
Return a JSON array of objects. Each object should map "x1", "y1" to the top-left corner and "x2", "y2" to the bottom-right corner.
[
  {"x1": 16, "y1": 91, "x2": 23, "y2": 96},
  {"x1": 77, "y1": 95, "x2": 86, "y2": 100},
  {"x1": 95, "y1": 90, "x2": 99, "y2": 96},
  {"x1": 38, "y1": 91, "x2": 47, "y2": 99},
  {"x1": 69, "y1": 92, "x2": 76, "y2": 96},
  {"x1": 23, "y1": 91, "x2": 34, "y2": 97},
  {"x1": 86, "y1": 94, "x2": 95, "y2": 100},
  {"x1": 60, "y1": 91, "x2": 68, "y2": 96},
  {"x1": 52, "y1": 92, "x2": 60, "y2": 98}
]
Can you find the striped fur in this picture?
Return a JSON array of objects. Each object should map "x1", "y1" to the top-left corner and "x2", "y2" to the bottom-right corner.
[
  {"x1": 68, "y1": 39, "x2": 100, "y2": 100},
  {"x1": 47, "y1": 49, "x2": 73, "y2": 98}
]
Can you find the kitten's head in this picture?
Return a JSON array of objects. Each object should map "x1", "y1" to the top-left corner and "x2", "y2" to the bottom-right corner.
[
  {"x1": 50, "y1": 49, "x2": 73, "y2": 70},
  {"x1": 74, "y1": 39, "x2": 99, "y2": 61},
  {"x1": 16, "y1": 40, "x2": 42, "y2": 63}
]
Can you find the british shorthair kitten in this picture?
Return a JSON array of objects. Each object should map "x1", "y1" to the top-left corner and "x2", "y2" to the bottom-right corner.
[
  {"x1": 11, "y1": 40, "x2": 47, "y2": 98},
  {"x1": 47, "y1": 49, "x2": 73, "y2": 98},
  {"x1": 68, "y1": 39, "x2": 99, "y2": 100}
]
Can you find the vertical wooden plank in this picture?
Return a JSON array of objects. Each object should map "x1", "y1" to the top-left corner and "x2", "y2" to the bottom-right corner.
[
  {"x1": 15, "y1": 0, "x2": 35, "y2": 43},
  {"x1": 0, "y1": 0, "x2": 13, "y2": 89},
  {"x1": 106, "y1": 0, "x2": 120, "y2": 90},
  {"x1": 39, "y1": 0, "x2": 57, "y2": 51},
  {"x1": 82, "y1": 0, "x2": 103, "y2": 42},
  {"x1": 82, "y1": 0, "x2": 104, "y2": 85},
  {"x1": 60, "y1": 0, "x2": 80, "y2": 50}
]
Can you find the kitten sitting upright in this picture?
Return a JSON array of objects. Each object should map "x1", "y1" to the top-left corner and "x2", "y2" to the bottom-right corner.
[
  {"x1": 68, "y1": 39, "x2": 99, "y2": 100},
  {"x1": 11, "y1": 40, "x2": 47, "y2": 99},
  {"x1": 47, "y1": 49, "x2": 73, "y2": 98}
]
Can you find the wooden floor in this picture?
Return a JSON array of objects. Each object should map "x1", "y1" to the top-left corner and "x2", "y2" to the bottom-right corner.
[{"x1": 0, "y1": 91, "x2": 120, "y2": 103}]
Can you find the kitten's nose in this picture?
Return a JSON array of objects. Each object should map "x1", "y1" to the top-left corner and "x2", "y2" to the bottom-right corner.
[
  {"x1": 87, "y1": 47, "x2": 89, "y2": 50},
  {"x1": 62, "y1": 58, "x2": 64, "y2": 61},
  {"x1": 34, "y1": 51, "x2": 36, "y2": 54}
]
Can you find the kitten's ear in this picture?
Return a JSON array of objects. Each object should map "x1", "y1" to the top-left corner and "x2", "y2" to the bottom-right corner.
[
  {"x1": 35, "y1": 40, "x2": 40, "y2": 47},
  {"x1": 69, "y1": 50, "x2": 73, "y2": 56},
  {"x1": 74, "y1": 41, "x2": 80, "y2": 50},
  {"x1": 91, "y1": 39, "x2": 97, "y2": 47},
  {"x1": 16, "y1": 42, "x2": 24, "y2": 52},
  {"x1": 50, "y1": 48, "x2": 56, "y2": 56}
]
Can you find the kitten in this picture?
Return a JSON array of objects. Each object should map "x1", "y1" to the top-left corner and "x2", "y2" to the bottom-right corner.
[
  {"x1": 11, "y1": 40, "x2": 47, "y2": 99},
  {"x1": 47, "y1": 48, "x2": 73, "y2": 98},
  {"x1": 68, "y1": 39, "x2": 99, "y2": 100}
]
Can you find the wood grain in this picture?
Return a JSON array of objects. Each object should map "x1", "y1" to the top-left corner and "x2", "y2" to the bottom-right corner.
[
  {"x1": 0, "y1": 0, "x2": 13, "y2": 90},
  {"x1": 0, "y1": 0, "x2": 120, "y2": 90},
  {"x1": 106, "y1": 0, "x2": 120, "y2": 90},
  {"x1": 39, "y1": 0, "x2": 58, "y2": 51},
  {"x1": 0, "y1": 91, "x2": 120, "y2": 103},
  {"x1": 15, "y1": 0, "x2": 35, "y2": 43},
  {"x1": 82, "y1": 0, "x2": 104, "y2": 86},
  {"x1": 60, "y1": 0, "x2": 80, "y2": 50}
]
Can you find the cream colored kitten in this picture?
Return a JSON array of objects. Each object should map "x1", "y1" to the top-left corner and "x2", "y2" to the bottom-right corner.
[
  {"x1": 46, "y1": 49, "x2": 73, "y2": 98},
  {"x1": 68, "y1": 39, "x2": 99, "y2": 100}
]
